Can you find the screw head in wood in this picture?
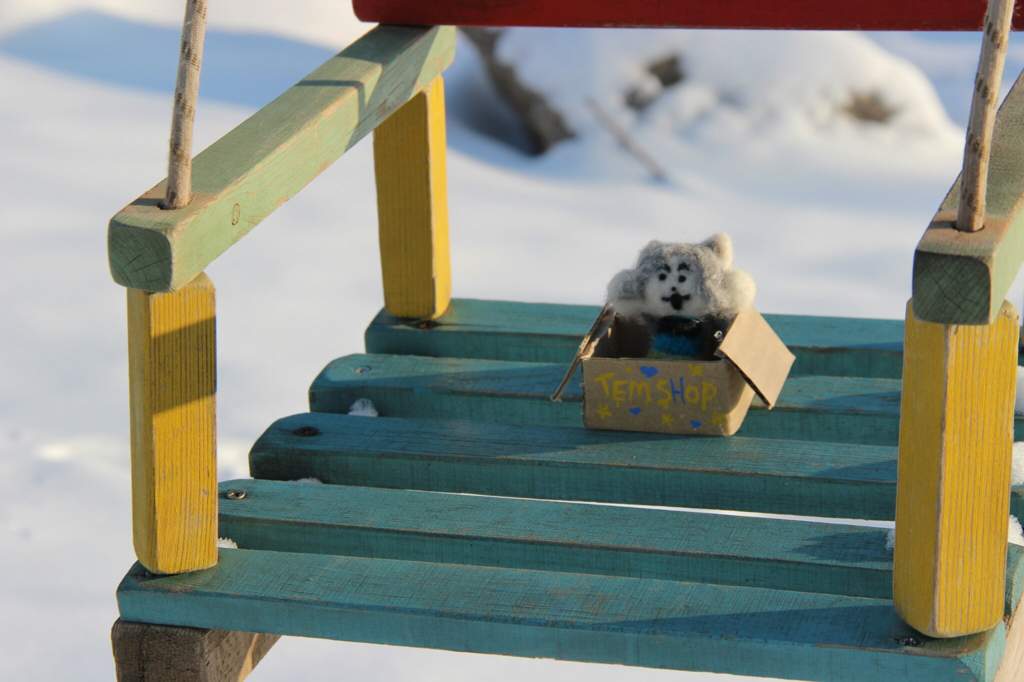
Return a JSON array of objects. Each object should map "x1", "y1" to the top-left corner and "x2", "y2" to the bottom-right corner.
[
  {"x1": 225, "y1": 489, "x2": 247, "y2": 500},
  {"x1": 895, "y1": 635, "x2": 922, "y2": 647}
]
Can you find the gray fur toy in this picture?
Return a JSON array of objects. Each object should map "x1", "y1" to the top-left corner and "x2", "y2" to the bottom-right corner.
[{"x1": 606, "y1": 234, "x2": 756, "y2": 358}]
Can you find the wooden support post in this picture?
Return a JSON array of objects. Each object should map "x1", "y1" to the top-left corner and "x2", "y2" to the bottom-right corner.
[
  {"x1": 127, "y1": 273, "x2": 217, "y2": 574},
  {"x1": 894, "y1": 299, "x2": 1019, "y2": 638},
  {"x1": 111, "y1": 619, "x2": 278, "y2": 682},
  {"x1": 374, "y1": 76, "x2": 451, "y2": 320}
]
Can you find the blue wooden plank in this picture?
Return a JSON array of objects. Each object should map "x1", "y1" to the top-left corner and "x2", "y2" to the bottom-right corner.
[
  {"x1": 250, "y1": 412, "x2": 899, "y2": 519},
  {"x1": 117, "y1": 549, "x2": 1005, "y2": 681},
  {"x1": 218, "y1": 479, "x2": 894, "y2": 598},
  {"x1": 252, "y1": 413, "x2": 1024, "y2": 521},
  {"x1": 365, "y1": 299, "x2": 906, "y2": 377},
  {"x1": 309, "y1": 354, "x2": 1024, "y2": 446},
  {"x1": 220, "y1": 479, "x2": 1024, "y2": 610}
]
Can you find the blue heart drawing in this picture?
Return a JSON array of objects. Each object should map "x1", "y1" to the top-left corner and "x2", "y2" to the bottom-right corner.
[
  {"x1": 629, "y1": 407, "x2": 642, "y2": 416},
  {"x1": 639, "y1": 366, "x2": 659, "y2": 378},
  {"x1": 690, "y1": 420, "x2": 702, "y2": 429}
]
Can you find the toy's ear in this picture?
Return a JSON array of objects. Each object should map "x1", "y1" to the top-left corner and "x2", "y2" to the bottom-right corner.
[
  {"x1": 720, "y1": 268, "x2": 757, "y2": 315},
  {"x1": 606, "y1": 269, "x2": 649, "y2": 319},
  {"x1": 702, "y1": 233, "x2": 733, "y2": 269},
  {"x1": 607, "y1": 269, "x2": 642, "y2": 302},
  {"x1": 636, "y1": 240, "x2": 665, "y2": 267}
]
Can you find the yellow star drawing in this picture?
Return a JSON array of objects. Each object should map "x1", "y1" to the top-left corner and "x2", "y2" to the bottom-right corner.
[
  {"x1": 660, "y1": 413, "x2": 674, "y2": 426},
  {"x1": 596, "y1": 404, "x2": 612, "y2": 419},
  {"x1": 710, "y1": 412, "x2": 725, "y2": 426},
  {"x1": 688, "y1": 363, "x2": 704, "y2": 377}
]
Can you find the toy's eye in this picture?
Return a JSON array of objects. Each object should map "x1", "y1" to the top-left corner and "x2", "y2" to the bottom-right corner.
[
  {"x1": 678, "y1": 275, "x2": 687, "y2": 283},
  {"x1": 658, "y1": 273, "x2": 667, "y2": 281}
]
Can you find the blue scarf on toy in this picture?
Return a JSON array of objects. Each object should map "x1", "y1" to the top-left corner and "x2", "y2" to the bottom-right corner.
[{"x1": 651, "y1": 315, "x2": 707, "y2": 357}]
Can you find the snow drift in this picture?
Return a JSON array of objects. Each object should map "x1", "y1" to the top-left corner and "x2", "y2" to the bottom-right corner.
[{"x1": 495, "y1": 28, "x2": 958, "y2": 147}]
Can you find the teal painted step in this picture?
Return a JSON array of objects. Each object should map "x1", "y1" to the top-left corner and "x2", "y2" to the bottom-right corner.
[
  {"x1": 308, "y1": 354, "x2": 1024, "y2": 447},
  {"x1": 365, "y1": 299, "x2": 905, "y2": 378},
  {"x1": 219, "y1": 478, "x2": 892, "y2": 598},
  {"x1": 249, "y1": 414, "x2": 1024, "y2": 521},
  {"x1": 118, "y1": 549, "x2": 1005, "y2": 682},
  {"x1": 219, "y1": 478, "x2": 1024, "y2": 610}
]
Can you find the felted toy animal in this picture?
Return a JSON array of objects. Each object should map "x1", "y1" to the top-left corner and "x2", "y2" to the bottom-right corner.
[{"x1": 606, "y1": 233, "x2": 756, "y2": 359}]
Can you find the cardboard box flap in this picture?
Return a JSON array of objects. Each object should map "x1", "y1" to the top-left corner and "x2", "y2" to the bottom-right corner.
[
  {"x1": 715, "y1": 308, "x2": 795, "y2": 409},
  {"x1": 550, "y1": 304, "x2": 616, "y2": 401}
]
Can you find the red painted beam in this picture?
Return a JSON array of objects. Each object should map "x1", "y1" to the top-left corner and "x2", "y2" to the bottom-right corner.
[{"x1": 354, "y1": 0, "x2": 1024, "y2": 31}]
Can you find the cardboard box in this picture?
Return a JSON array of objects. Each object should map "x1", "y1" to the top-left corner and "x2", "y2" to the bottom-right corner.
[{"x1": 553, "y1": 306, "x2": 795, "y2": 436}]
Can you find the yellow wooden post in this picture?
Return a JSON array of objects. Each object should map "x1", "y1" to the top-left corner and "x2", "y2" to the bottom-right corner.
[
  {"x1": 373, "y1": 76, "x2": 451, "y2": 320},
  {"x1": 894, "y1": 299, "x2": 1019, "y2": 637},
  {"x1": 127, "y1": 272, "x2": 217, "y2": 574}
]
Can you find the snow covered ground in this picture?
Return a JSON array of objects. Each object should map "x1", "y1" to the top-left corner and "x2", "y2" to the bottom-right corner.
[{"x1": 3, "y1": 1, "x2": 1024, "y2": 679}]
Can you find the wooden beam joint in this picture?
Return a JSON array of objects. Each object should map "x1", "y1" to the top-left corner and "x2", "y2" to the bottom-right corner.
[
  {"x1": 108, "y1": 25, "x2": 456, "y2": 292},
  {"x1": 913, "y1": 69, "x2": 1024, "y2": 325}
]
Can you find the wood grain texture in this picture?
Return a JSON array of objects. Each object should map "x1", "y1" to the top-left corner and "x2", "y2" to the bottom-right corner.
[
  {"x1": 353, "y1": 0, "x2": 1024, "y2": 30},
  {"x1": 957, "y1": 0, "x2": 1015, "y2": 231},
  {"x1": 374, "y1": 76, "x2": 451, "y2": 319},
  {"x1": 111, "y1": 618, "x2": 278, "y2": 682},
  {"x1": 108, "y1": 25, "x2": 455, "y2": 292},
  {"x1": 127, "y1": 272, "x2": 217, "y2": 574},
  {"x1": 219, "y1": 478, "x2": 1024, "y2": 608},
  {"x1": 913, "y1": 71, "x2": 1024, "y2": 323},
  {"x1": 163, "y1": 0, "x2": 207, "y2": 209},
  {"x1": 364, "y1": 299, "x2": 908, "y2": 378},
  {"x1": 117, "y1": 548, "x2": 1006, "y2": 682},
  {"x1": 250, "y1": 412, "x2": 900, "y2": 519},
  {"x1": 219, "y1": 478, "x2": 896, "y2": 598},
  {"x1": 308, "y1": 354, "x2": 1024, "y2": 446},
  {"x1": 894, "y1": 300, "x2": 1020, "y2": 638},
  {"x1": 251, "y1": 413, "x2": 1024, "y2": 522}
]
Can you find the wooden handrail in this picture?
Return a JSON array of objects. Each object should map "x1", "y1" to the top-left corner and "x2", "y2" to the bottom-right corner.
[
  {"x1": 108, "y1": 24, "x2": 455, "y2": 293},
  {"x1": 913, "y1": 69, "x2": 1024, "y2": 324}
]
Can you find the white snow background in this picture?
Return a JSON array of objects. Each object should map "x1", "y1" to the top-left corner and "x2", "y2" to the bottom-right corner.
[{"x1": 4, "y1": 1, "x2": 1024, "y2": 679}]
